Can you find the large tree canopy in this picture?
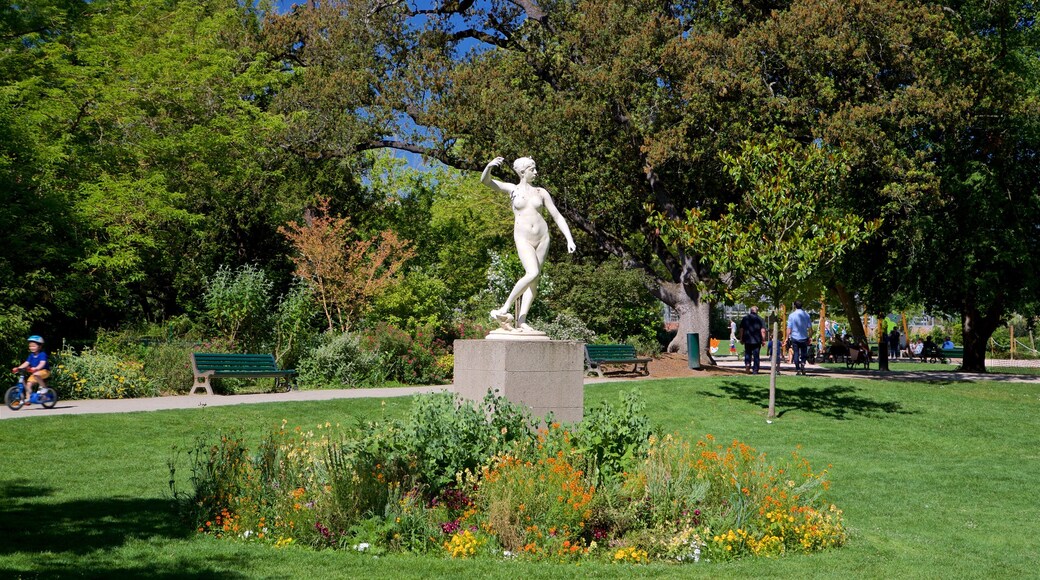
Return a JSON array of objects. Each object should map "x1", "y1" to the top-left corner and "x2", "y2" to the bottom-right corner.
[
  {"x1": 259, "y1": 0, "x2": 1007, "y2": 360},
  {"x1": 2, "y1": 0, "x2": 1037, "y2": 371}
]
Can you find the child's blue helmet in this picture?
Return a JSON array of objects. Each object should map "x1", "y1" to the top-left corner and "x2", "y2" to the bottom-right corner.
[{"x1": 27, "y1": 335, "x2": 44, "y2": 345}]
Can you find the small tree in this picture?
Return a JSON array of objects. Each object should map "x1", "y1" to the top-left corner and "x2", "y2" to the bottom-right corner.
[
  {"x1": 279, "y1": 197, "x2": 415, "y2": 332},
  {"x1": 203, "y1": 264, "x2": 273, "y2": 349},
  {"x1": 656, "y1": 134, "x2": 879, "y2": 417}
]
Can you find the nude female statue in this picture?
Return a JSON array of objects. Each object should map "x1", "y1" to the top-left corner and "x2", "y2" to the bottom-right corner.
[{"x1": 481, "y1": 156, "x2": 576, "y2": 332}]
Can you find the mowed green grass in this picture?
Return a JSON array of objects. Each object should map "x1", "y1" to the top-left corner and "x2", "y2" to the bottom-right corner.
[{"x1": 1, "y1": 374, "x2": 1037, "y2": 579}]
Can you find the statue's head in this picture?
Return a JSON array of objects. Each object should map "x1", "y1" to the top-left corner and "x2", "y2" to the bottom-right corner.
[{"x1": 513, "y1": 157, "x2": 536, "y2": 178}]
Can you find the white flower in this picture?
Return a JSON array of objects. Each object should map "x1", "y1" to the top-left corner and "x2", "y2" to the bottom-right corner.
[
  {"x1": 242, "y1": 530, "x2": 253, "y2": 539},
  {"x1": 354, "y1": 542, "x2": 370, "y2": 552}
]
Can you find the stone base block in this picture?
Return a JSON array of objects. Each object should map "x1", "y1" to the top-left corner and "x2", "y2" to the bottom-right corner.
[{"x1": 453, "y1": 339, "x2": 584, "y2": 423}]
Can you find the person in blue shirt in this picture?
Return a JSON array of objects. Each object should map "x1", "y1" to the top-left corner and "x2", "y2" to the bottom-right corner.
[
  {"x1": 786, "y1": 301, "x2": 812, "y2": 375},
  {"x1": 942, "y1": 337, "x2": 955, "y2": 350},
  {"x1": 12, "y1": 335, "x2": 50, "y2": 406}
]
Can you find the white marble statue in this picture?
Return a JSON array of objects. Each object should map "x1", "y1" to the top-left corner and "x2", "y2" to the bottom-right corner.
[{"x1": 481, "y1": 156, "x2": 576, "y2": 334}]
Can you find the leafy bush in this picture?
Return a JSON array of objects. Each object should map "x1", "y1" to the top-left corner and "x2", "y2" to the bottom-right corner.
[
  {"x1": 626, "y1": 334, "x2": 662, "y2": 357},
  {"x1": 296, "y1": 331, "x2": 386, "y2": 389},
  {"x1": 574, "y1": 391, "x2": 653, "y2": 483},
  {"x1": 534, "y1": 311, "x2": 597, "y2": 343},
  {"x1": 204, "y1": 264, "x2": 273, "y2": 350},
  {"x1": 545, "y1": 259, "x2": 661, "y2": 344},
  {"x1": 141, "y1": 342, "x2": 195, "y2": 394},
  {"x1": 52, "y1": 347, "x2": 158, "y2": 399},
  {"x1": 361, "y1": 322, "x2": 451, "y2": 385},
  {"x1": 272, "y1": 281, "x2": 320, "y2": 370},
  {"x1": 401, "y1": 391, "x2": 535, "y2": 492}
]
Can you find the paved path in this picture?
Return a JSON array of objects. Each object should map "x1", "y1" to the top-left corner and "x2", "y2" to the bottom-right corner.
[
  {"x1": 3, "y1": 362, "x2": 1036, "y2": 420},
  {"x1": 0, "y1": 385, "x2": 449, "y2": 420}
]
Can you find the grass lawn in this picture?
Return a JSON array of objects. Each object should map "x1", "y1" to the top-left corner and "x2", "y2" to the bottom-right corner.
[{"x1": 2, "y1": 374, "x2": 1037, "y2": 579}]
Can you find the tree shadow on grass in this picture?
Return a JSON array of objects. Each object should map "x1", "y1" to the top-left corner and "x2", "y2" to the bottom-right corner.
[
  {"x1": 0, "y1": 479, "x2": 252, "y2": 578},
  {"x1": 0, "y1": 479, "x2": 189, "y2": 556},
  {"x1": 700, "y1": 381, "x2": 917, "y2": 419}
]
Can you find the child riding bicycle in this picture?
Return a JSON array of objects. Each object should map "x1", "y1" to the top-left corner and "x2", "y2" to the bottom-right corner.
[{"x1": 12, "y1": 335, "x2": 50, "y2": 406}]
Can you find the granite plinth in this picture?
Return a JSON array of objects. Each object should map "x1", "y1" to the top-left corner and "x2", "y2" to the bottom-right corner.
[{"x1": 453, "y1": 339, "x2": 584, "y2": 423}]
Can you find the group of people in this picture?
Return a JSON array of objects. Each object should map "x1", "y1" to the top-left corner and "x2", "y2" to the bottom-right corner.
[
  {"x1": 735, "y1": 300, "x2": 813, "y2": 375},
  {"x1": 888, "y1": 328, "x2": 955, "y2": 359}
]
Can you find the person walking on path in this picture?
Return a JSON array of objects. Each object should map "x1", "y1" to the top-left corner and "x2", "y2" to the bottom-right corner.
[
  {"x1": 738, "y1": 306, "x2": 767, "y2": 374},
  {"x1": 889, "y1": 328, "x2": 900, "y2": 360},
  {"x1": 786, "y1": 300, "x2": 812, "y2": 375}
]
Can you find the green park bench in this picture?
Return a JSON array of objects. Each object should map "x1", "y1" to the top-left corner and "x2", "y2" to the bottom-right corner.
[
  {"x1": 920, "y1": 346, "x2": 963, "y2": 364},
  {"x1": 584, "y1": 344, "x2": 651, "y2": 378},
  {"x1": 189, "y1": 353, "x2": 296, "y2": 395}
]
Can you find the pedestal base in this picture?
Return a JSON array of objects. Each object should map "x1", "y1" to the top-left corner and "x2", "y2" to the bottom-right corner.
[{"x1": 453, "y1": 339, "x2": 584, "y2": 423}]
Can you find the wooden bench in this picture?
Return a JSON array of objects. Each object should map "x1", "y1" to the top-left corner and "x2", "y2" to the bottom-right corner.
[
  {"x1": 584, "y1": 344, "x2": 651, "y2": 377},
  {"x1": 189, "y1": 353, "x2": 296, "y2": 395}
]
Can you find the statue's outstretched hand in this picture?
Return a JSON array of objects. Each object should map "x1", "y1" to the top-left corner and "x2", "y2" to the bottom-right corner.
[
  {"x1": 567, "y1": 241, "x2": 576, "y2": 253},
  {"x1": 486, "y1": 156, "x2": 504, "y2": 169}
]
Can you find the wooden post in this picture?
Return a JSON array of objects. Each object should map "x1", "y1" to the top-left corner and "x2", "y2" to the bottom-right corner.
[
  {"x1": 1010, "y1": 325, "x2": 1015, "y2": 360},
  {"x1": 768, "y1": 320, "x2": 778, "y2": 419}
]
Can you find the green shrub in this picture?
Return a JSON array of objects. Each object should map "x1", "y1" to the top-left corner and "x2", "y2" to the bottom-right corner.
[
  {"x1": 140, "y1": 342, "x2": 195, "y2": 394},
  {"x1": 52, "y1": 347, "x2": 158, "y2": 399},
  {"x1": 272, "y1": 281, "x2": 320, "y2": 370},
  {"x1": 626, "y1": 334, "x2": 662, "y2": 357},
  {"x1": 401, "y1": 391, "x2": 535, "y2": 493},
  {"x1": 361, "y1": 322, "x2": 451, "y2": 385},
  {"x1": 574, "y1": 391, "x2": 653, "y2": 483},
  {"x1": 534, "y1": 311, "x2": 597, "y2": 343},
  {"x1": 204, "y1": 264, "x2": 274, "y2": 350},
  {"x1": 296, "y1": 331, "x2": 386, "y2": 389}
]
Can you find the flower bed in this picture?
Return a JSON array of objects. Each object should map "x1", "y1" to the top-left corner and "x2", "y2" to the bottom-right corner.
[{"x1": 171, "y1": 392, "x2": 846, "y2": 563}]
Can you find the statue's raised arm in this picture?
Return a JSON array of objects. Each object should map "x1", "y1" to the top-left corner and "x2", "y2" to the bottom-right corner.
[{"x1": 481, "y1": 156, "x2": 576, "y2": 337}]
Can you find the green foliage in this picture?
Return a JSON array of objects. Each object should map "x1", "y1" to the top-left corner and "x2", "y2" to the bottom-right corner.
[
  {"x1": 367, "y1": 270, "x2": 451, "y2": 332},
  {"x1": 545, "y1": 259, "x2": 660, "y2": 343},
  {"x1": 401, "y1": 391, "x2": 536, "y2": 493},
  {"x1": 52, "y1": 347, "x2": 158, "y2": 399},
  {"x1": 271, "y1": 280, "x2": 319, "y2": 369},
  {"x1": 360, "y1": 323, "x2": 452, "y2": 385},
  {"x1": 204, "y1": 265, "x2": 274, "y2": 350},
  {"x1": 139, "y1": 342, "x2": 196, "y2": 395},
  {"x1": 624, "y1": 335, "x2": 662, "y2": 357},
  {"x1": 574, "y1": 391, "x2": 653, "y2": 483},
  {"x1": 295, "y1": 331, "x2": 386, "y2": 389},
  {"x1": 655, "y1": 133, "x2": 880, "y2": 307},
  {"x1": 533, "y1": 312, "x2": 597, "y2": 343}
]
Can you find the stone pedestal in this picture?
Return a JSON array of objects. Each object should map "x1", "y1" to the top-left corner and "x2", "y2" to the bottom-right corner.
[{"x1": 453, "y1": 339, "x2": 584, "y2": 423}]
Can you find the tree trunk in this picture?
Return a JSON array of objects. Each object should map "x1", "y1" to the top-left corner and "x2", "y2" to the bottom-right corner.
[
  {"x1": 832, "y1": 282, "x2": 867, "y2": 342},
  {"x1": 961, "y1": 304, "x2": 1002, "y2": 372},
  {"x1": 657, "y1": 280, "x2": 713, "y2": 365}
]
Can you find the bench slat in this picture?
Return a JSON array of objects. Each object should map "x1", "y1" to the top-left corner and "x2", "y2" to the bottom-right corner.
[
  {"x1": 190, "y1": 353, "x2": 296, "y2": 395},
  {"x1": 585, "y1": 344, "x2": 651, "y2": 377}
]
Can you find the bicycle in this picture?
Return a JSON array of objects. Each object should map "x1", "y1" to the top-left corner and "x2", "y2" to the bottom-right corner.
[{"x1": 5, "y1": 372, "x2": 58, "y2": 411}]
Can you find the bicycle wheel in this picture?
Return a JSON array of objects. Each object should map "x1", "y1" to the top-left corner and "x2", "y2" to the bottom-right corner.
[
  {"x1": 39, "y1": 388, "x2": 58, "y2": 409},
  {"x1": 5, "y1": 386, "x2": 24, "y2": 411}
]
